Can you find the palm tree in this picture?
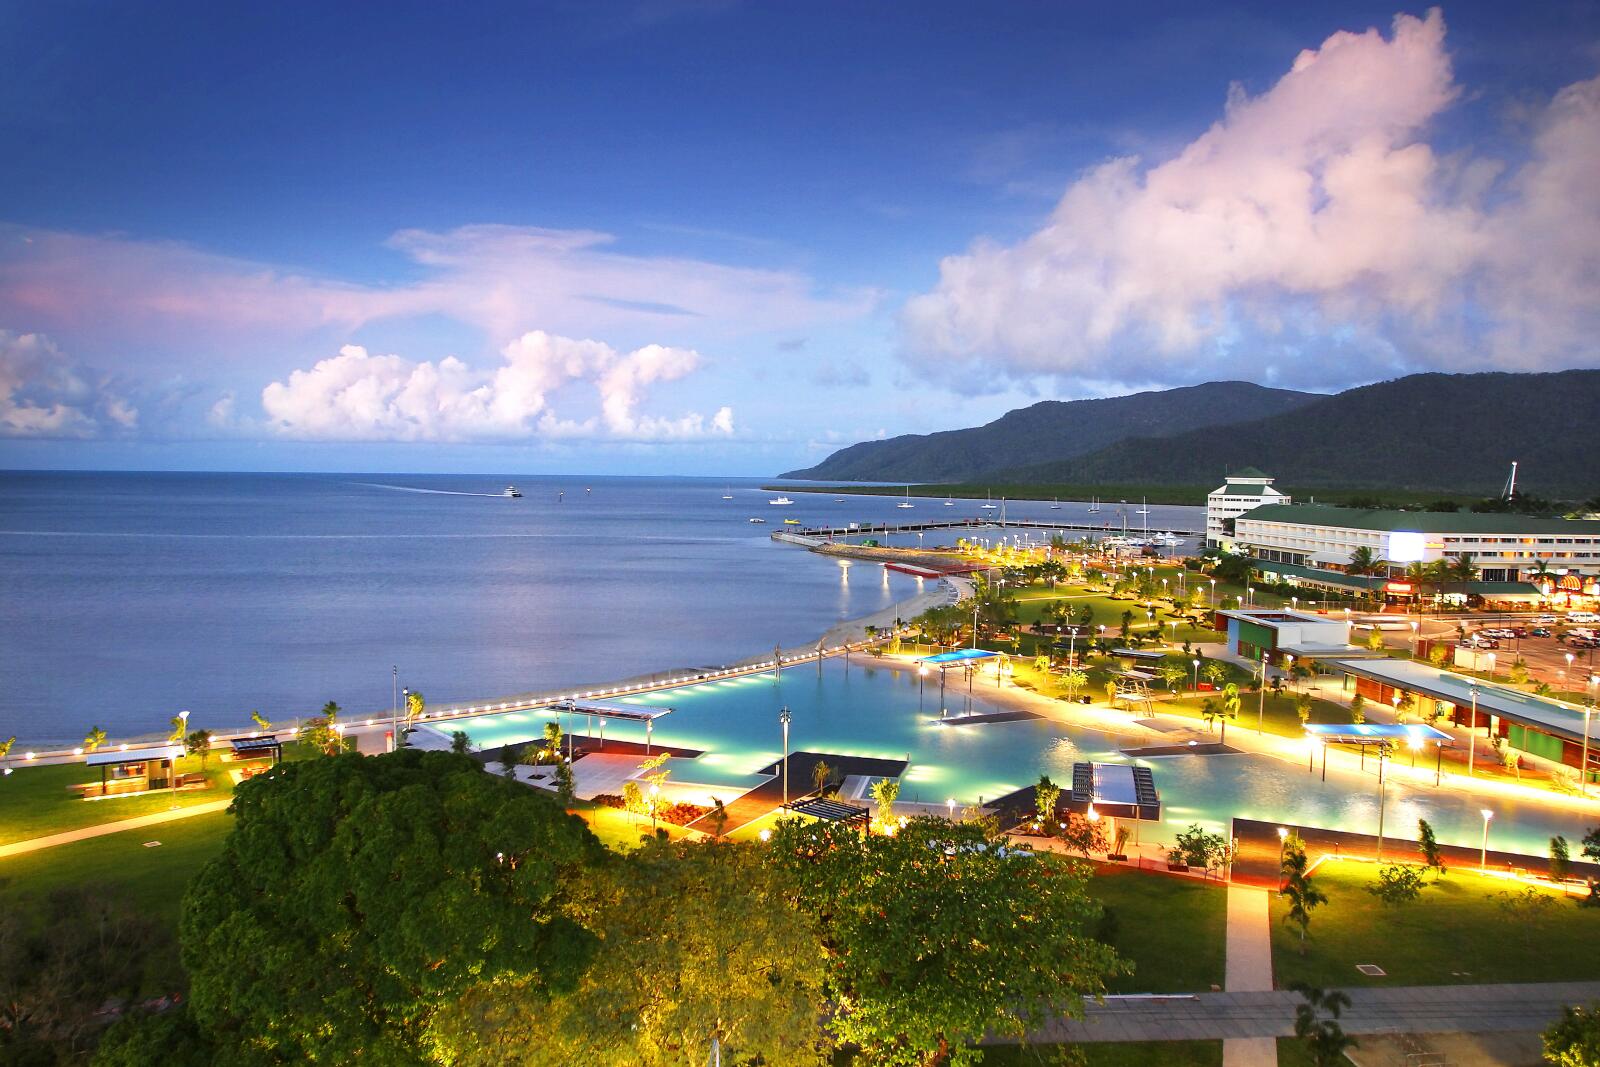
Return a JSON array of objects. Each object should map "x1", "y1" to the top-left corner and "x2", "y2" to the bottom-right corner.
[
  {"x1": 1447, "y1": 552, "x2": 1478, "y2": 601},
  {"x1": 1201, "y1": 698, "x2": 1220, "y2": 734},
  {"x1": 1528, "y1": 557, "x2": 1554, "y2": 595},
  {"x1": 1220, "y1": 683, "x2": 1241, "y2": 744},
  {"x1": 250, "y1": 710, "x2": 272, "y2": 732},
  {"x1": 811, "y1": 759, "x2": 834, "y2": 797},
  {"x1": 1291, "y1": 984, "x2": 1357, "y2": 1066},
  {"x1": 1403, "y1": 561, "x2": 1432, "y2": 614},
  {"x1": 83, "y1": 726, "x2": 107, "y2": 753},
  {"x1": 0, "y1": 736, "x2": 13, "y2": 764},
  {"x1": 1347, "y1": 546, "x2": 1380, "y2": 576},
  {"x1": 1280, "y1": 834, "x2": 1328, "y2": 953}
]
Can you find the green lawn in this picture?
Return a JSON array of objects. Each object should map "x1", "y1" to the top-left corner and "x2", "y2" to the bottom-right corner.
[
  {"x1": 1270, "y1": 858, "x2": 1600, "y2": 988},
  {"x1": 982, "y1": 1040, "x2": 1221, "y2": 1066},
  {"x1": 1090, "y1": 863, "x2": 1228, "y2": 994},
  {"x1": 0, "y1": 810, "x2": 234, "y2": 993},
  {"x1": 0, "y1": 757, "x2": 250, "y2": 845}
]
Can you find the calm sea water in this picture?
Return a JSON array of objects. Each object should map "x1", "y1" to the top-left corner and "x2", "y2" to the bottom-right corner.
[{"x1": 1, "y1": 472, "x2": 1031, "y2": 745}]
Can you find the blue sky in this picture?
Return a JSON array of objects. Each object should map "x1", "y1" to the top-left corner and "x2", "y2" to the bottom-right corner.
[{"x1": 1, "y1": 1, "x2": 1597, "y2": 474}]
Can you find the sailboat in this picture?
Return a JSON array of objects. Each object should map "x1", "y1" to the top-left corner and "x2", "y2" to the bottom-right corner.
[
  {"x1": 721, "y1": 486, "x2": 733, "y2": 499},
  {"x1": 897, "y1": 486, "x2": 915, "y2": 509},
  {"x1": 1087, "y1": 496, "x2": 1100, "y2": 514},
  {"x1": 1136, "y1": 496, "x2": 1149, "y2": 515},
  {"x1": 943, "y1": 494, "x2": 954, "y2": 507},
  {"x1": 980, "y1": 491, "x2": 998, "y2": 511},
  {"x1": 1049, "y1": 496, "x2": 1061, "y2": 510}
]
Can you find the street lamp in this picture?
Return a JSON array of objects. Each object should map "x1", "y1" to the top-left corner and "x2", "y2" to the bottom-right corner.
[
  {"x1": 1191, "y1": 658, "x2": 1200, "y2": 693},
  {"x1": 1410, "y1": 620, "x2": 1420, "y2": 656},
  {"x1": 1480, "y1": 808, "x2": 1494, "y2": 870},
  {"x1": 1467, "y1": 682, "x2": 1479, "y2": 778},
  {"x1": 1209, "y1": 578, "x2": 1216, "y2": 608},
  {"x1": 1376, "y1": 742, "x2": 1389, "y2": 861},
  {"x1": 779, "y1": 706, "x2": 792, "y2": 807}
]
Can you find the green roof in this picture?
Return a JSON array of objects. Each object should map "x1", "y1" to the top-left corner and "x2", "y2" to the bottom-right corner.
[
  {"x1": 1251, "y1": 558, "x2": 1539, "y2": 594},
  {"x1": 1213, "y1": 484, "x2": 1277, "y2": 496},
  {"x1": 1239, "y1": 504, "x2": 1600, "y2": 535}
]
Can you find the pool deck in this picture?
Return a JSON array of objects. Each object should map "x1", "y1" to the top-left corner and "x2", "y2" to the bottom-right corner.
[{"x1": 685, "y1": 750, "x2": 907, "y2": 835}]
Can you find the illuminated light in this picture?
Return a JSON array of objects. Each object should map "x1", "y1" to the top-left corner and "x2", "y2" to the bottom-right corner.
[
  {"x1": 120, "y1": 743, "x2": 129, "y2": 751},
  {"x1": 73, "y1": 747, "x2": 83, "y2": 755},
  {"x1": 758, "y1": 829, "x2": 772, "y2": 842},
  {"x1": 1277, "y1": 827, "x2": 1289, "y2": 841},
  {"x1": 25, "y1": 752, "x2": 36, "y2": 760}
]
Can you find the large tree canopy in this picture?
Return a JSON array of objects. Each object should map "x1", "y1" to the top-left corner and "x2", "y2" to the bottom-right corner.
[
  {"x1": 179, "y1": 749, "x2": 603, "y2": 1063},
  {"x1": 770, "y1": 816, "x2": 1122, "y2": 1066},
  {"x1": 440, "y1": 834, "x2": 829, "y2": 1066}
]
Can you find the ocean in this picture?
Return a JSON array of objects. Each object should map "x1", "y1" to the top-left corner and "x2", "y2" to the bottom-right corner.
[{"x1": 0, "y1": 472, "x2": 1204, "y2": 746}]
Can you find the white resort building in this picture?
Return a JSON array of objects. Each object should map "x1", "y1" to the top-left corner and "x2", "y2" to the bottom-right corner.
[{"x1": 1204, "y1": 468, "x2": 1290, "y2": 550}]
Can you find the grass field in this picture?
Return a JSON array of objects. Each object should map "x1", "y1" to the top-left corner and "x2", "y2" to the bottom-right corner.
[
  {"x1": 1270, "y1": 858, "x2": 1600, "y2": 988},
  {"x1": 0, "y1": 810, "x2": 235, "y2": 993},
  {"x1": 0, "y1": 757, "x2": 252, "y2": 845},
  {"x1": 1089, "y1": 863, "x2": 1228, "y2": 994},
  {"x1": 981, "y1": 1040, "x2": 1222, "y2": 1066}
]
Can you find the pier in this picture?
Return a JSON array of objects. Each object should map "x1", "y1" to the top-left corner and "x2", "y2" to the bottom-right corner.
[{"x1": 773, "y1": 517, "x2": 1200, "y2": 539}]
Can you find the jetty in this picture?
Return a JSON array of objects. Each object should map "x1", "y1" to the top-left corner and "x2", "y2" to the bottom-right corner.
[{"x1": 773, "y1": 517, "x2": 1199, "y2": 540}]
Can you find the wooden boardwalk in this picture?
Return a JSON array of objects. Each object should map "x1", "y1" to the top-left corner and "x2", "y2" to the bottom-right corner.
[{"x1": 685, "y1": 750, "x2": 908, "y2": 836}]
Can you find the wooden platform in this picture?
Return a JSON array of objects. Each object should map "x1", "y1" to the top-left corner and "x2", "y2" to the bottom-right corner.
[{"x1": 684, "y1": 751, "x2": 909, "y2": 836}]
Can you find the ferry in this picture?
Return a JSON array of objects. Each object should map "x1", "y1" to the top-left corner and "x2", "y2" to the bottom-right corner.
[
  {"x1": 769, "y1": 496, "x2": 794, "y2": 505},
  {"x1": 503, "y1": 486, "x2": 522, "y2": 498}
]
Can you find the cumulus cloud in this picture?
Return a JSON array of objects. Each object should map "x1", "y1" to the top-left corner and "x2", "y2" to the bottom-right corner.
[
  {"x1": 0, "y1": 331, "x2": 136, "y2": 437},
  {"x1": 901, "y1": 9, "x2": 1600, "y2": 388},
  {"x1": 260, "y1": 331, "x2": 733, "y2": 443}
]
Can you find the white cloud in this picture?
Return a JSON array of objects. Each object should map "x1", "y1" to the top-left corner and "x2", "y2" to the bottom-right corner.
[
  {"x1": 0, "y1": 331, "x2": 136, "y2": 437},
  {"x1": 260, "y1": 331, "x2": 734, "y2": 443},
  {"x1": 901, "y1": 9, "x2": 1600, "y2": 388}
]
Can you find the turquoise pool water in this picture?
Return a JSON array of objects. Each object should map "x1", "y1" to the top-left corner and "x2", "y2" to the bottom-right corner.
[{"x1": 423, "y1": 658, "x2": 1594, "y2": 855}]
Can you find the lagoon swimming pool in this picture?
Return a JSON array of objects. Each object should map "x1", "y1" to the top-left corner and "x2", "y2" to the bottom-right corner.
[{"x1": 417, "y1": 657, "x2": 1594, "y2": 855}]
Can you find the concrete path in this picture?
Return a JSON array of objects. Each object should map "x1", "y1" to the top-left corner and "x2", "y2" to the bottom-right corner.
[
  {"x1": 0, "y1": 798, "x2": 232, "y2": 859},
  {"x1": 1224, "y1": 885, "x2": 1277, "y2": 1067},
  {"x1": 1033, "y1": 982, "x2": 1600, "y2": 1043}
]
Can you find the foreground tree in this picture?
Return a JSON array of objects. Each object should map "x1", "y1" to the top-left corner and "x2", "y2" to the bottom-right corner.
[
  {"x1": 178, "y1": 749, "x2": 603, "y2": 1062},
  {"x1": 1544, "y1": 1003, "x2": 1600, "y2": 1066},
  {"x1": 771, "y1": 817, "x2": 1122, "y2": 1065},
  {"x1": 1291, "y1": 983, "x2": 1357, "y2": 1066},
  {"x1": 448, "y1": 835, "x2": 829, "y2": 1066},
  {"x1": 0, "y1": 888, "x2": 161, "y2": 1063}
]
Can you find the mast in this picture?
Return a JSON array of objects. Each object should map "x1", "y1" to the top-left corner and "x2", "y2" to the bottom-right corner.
[{"x1": 1503, "y1": 461, "x2": 1519, "y2": 499}]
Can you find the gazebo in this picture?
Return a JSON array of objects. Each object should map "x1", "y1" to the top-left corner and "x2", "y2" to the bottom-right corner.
[
  {"x1": 82, "y1": 744, "x2": 186, "y2": 797},
  {"x1": 1302, "y1": 722, "x2": 1453, "y2": 784}
]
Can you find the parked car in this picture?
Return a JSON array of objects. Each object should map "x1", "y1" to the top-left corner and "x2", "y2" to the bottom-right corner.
[{"x1": 1530, "y1": 627, "x2": 1552, "y2": 637}]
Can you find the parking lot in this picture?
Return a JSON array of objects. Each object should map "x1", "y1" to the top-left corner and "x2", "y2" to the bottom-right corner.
[{"x1": 1457, "y1": 616, "x2": 1600, "y2": 693}]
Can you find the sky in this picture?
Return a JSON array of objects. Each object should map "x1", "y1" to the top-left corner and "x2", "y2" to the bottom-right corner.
[{"x1": 1, "y1": 1, "x2": 1598, "y2": 475}]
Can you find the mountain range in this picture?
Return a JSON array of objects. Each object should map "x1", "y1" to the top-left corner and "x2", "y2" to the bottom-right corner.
[{"x1": 783, "y1": 371, "x2": 1600, "y2": 497}]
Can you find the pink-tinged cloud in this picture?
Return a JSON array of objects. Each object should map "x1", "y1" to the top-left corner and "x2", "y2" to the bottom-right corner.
[
  {"x1": 901, "y1": 9, "x2": 1600, "y2": 388},
  {"x1": 0, "y1": 222, "x2": 875, "y2": 361}
]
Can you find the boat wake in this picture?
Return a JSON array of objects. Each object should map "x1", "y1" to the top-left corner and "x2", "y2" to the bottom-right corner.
[{"x1": 354, "y1": 482, "x2": 507, "y2": 498}]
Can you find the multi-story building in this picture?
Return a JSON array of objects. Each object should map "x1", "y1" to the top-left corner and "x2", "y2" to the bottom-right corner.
[
  {"x1": 1204, "y1": 468, "x2": 1290, "y2": 549},
  {"x1": 1232, "y1": 503, "x2": 1600, "y2": 604}
]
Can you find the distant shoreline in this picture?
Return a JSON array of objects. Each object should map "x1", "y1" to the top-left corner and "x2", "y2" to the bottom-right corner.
[{"x1": 763, "y1": 482, "x2": 1212, "y2": 506}]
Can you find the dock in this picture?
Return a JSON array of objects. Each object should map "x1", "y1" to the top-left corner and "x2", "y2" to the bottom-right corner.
[{"x1": 774, "y1": 518, "x2": 1200, "y2": 539}]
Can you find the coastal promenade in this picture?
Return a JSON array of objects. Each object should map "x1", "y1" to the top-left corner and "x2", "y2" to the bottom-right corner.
[{"x1": 783, "y1": 517, "x2": 1201, "y2": 538}]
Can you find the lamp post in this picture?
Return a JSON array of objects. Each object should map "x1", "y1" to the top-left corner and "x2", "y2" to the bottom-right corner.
[
  {"x1": 1410, "y1": 620, "x2": 1420, "y2": 656},
  {"x1": 1191, "y1": 658, "x2": 1200, "y2": 694},
  {"x1": 1582, "y1": 698, "x2": 1593, "y2": 797},
  {"x1": 971, "y1": 600, "x2": 980, "y2": 649},
  {"x1": 939, "y1": 667, "x2": 947, "y2": 718},
  {"x1": 918, "y1": 665, "x2": 927, "y2": 713},
  {"x1": 1480, "y1": 808, "x2": 1494, "y2": 870},
  {"x1": 1467, "y1": 682, "x2": 1478, "y2": 777},
  {"x1": 1376, "y1": 742, "x2": 1388, "y2": 861},
  {"x1": 1209, "y1": 578, "x2": 1216, "y2": 608},
  {"x1": 401, "y1": 687, "x2": 409, "y2": 754},
  {"x1": 779, "y1": 706, "x2": 792, "y2": 807},
  {"x1": 1277, "y1": 825, "x2": 1289, "y2": 863},
  {"x1": 1257, "y1": 657, "x2": 1267, "y2": 734},
  {"x1": 392, "y1": 665, "x2": 398, "y2": 752}
]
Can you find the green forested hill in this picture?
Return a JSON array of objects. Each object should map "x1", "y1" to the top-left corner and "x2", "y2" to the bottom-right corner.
[
  {"x1": 780, "y1": 381, "x2": 1316, "y2": 481},
  {"x1": 1005, "y1": 370, "x2": 1600, "y2": 496}
]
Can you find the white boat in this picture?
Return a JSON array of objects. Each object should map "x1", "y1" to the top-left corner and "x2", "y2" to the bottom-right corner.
[
  {"x1": 748, "y1": 517, "x2": 767, "y2": 524},
  {"x1": 1088, "y1": 496, "x2": 1100, "y2": 513},
  {"x1": 897, "y1": 486, "x2": 915, "y2": 509},
  {"x1": 721, "y1": 485, "x2": 733, "y2": 499},
  {"x1": 1049, "y1": 496, "x2": 1061, "y2": 510},
  {"x1": 943, "y1": 495, "x2": 954, "y2": 507},
  {"x1": 1137, "y1": 496, "x2": 1149, "y2": 515},
  {"x1": 980, "y1": 491, "x2": 998, "y2": 511},
  {"x1": 769, "y1": 496, "x2": 794, "y2": 506},
  {"x1": 503, "y1": 486, "x2": 522, "y2": 498}
]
